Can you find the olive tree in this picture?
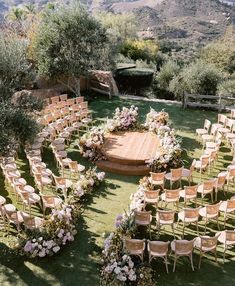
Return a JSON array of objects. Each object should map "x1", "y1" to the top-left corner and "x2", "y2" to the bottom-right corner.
[{"x1": 33, "y1": 2, "x2": 115, "y2": 94}]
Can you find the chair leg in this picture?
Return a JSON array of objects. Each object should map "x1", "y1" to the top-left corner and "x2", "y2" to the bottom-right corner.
[
  {"x1": 172, "y1": 223, "x2": 175, "y2": 238},
  {"x1": 165, "y1": 256, "x2": 169, "y2": 273},
  {"x1": 217, "y1": 217, "x2": 220, "y2": 230},
  {"x1": 204, "y1": 219, "x2": 207, "y2": 235},
  {"x1": 196, "y1": 221, "x2": 199, "y2": 235},
  {"x1": 173, "y1": 255, "x2": 177, "y2": 272},
  {"x1": 223, "y1": 246, "x2": 227, "y2": 263},
  {"x1": 198, "y1": 252, "x2": 202, "y2": 269},
  {"x1": 190, "y1": 253, "x2": 194, "y2": 271},
  {"x1": 214, "y1": 249, "x2": 218, "y2": 263}
]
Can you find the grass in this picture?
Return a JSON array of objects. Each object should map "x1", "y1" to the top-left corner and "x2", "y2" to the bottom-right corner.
[{"x1": 0, "y1": 94, "x2": 234, "y2": 286}]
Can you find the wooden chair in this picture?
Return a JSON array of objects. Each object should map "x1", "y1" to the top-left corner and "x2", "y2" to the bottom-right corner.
[
  {"x1": 41, "y1": 195, "x2": 63, "y2": 217},
  {"x1": 219, "y1": 197, "x2": 235, "y2": 227},
  {"x1": 161, "y1": 189, "x2": 180, "y2": 210},
  {"x1": 194, "y1": 233, "x2": 220, "y2": 268},
  {"x1": 197, "y1": 179, "x2": 216, "y2": 203},
  {"x1": 217, "y1": 230, "x2": 235, "y2": 262},
  {"x1": 226, "y1": 165, "x2": 235, "y2": 191},
  {"x1": 134, "y1": 210, "x2": 152, "y2": 238},
  {"x1": 147, "y1": 240, "x2": 170, "y2": 273},
  {"x1": 21, "y1": 212, "x2": 44, "y2": 231},
  {"x1": 68, "y1": 161, "x2": 85, "y2": 178},
  {"x1": 59, "y1": 94, "x2": 68, "y2": 101},
  {"x1": 195, "y1": 155, "x2": 210, "y2": 179},
  {"x1": 196, "y1": 119, "x2": 211, "y2": 139},
  {"x1": 144, "y1": 190, "x2": 160, "y2": 210},
  {"x1": 124, "y1": 238, "x2": 145, "y2": 262},
  {"x1": 182, "y1": 160, "x2": 196, "y2": 185},
  {"x1": 201, "y1": 125, "x2": 218, "y2": 148},
  {"x1": 171, "y1": 239, "x2": 195, "y2": 272},
  {"x1": 178, "y1": 207, "x2": 201, "y2": 237},
  {"x1": 165, "y1": 167, "x2": 183, "y2": 189},
  {"x1": 199, "y1": 201, "x2": 221, "y2": 234},
  {"x1": 215, "y1": 171, "x2": 228, "y2": 201},
  {"x1": 156, "y1": 209, "x2": 175, "y2": 237},
  {"x1": 179, "y1": 185, "x2": 198, "y2": 206},
  {"x1": 50, "y1": 96, "x2": 60, "y2": 105},
  {"x1": 149, "y1": 172, "x2": 165, "y2": 189},
  {"x1": 2, "y1": 204, "x2": 23, "y2": 233}
]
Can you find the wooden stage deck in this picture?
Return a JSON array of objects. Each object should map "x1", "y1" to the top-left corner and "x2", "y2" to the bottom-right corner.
[{"x1": 96, "y1": 131, "x2": 160, "y2": 176}]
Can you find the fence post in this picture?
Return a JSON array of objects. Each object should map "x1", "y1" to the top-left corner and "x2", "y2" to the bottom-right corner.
[
  {"x1": 218, "y1": 94, "x2": 222, "y2": 112},
  {"x1": 183, "y1": 92, "x2": 187, "y2": 109}
]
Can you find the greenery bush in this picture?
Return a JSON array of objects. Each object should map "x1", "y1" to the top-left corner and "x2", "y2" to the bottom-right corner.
[
  {"x1": 120, "y1": 39, "x2": 158, "y2": 62},
  {"x1": 32, "y1": 3, "x2": 115, "y2": 79},
  {"x1": 217, "y1": 79, "x2": 235, "y2": 97},
  {"x1": 170, "y1": 61, "x2": 223, "y2": 98},
  {"x1": 156, "y1": 60, "x2": 180, "y2": 90},
  {"x1": 0, "y1": 31, "x2": 33, "y2": 98}
]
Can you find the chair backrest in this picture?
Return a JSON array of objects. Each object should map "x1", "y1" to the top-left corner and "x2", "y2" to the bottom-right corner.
[
  {"x1": 125, "y1": 239, "x2": 144, "y2": 253},
  {"x1": 209, "y1": 150, "x2": 217, "y2": 161},
  {"x1": 67, "y1": 98, "x2": 75, "y2": 106},
  {"x1": 204, "y1": 119, "x2": 211, "y2": 131},
  {"x1": 231, "y1": 109, "x2": 235, "y2": 119},
  {"x1": 200, "y1": 155, "x2": 210, "y2": 167},
  {"x1": 184, "y1": 185, "x2": 198, "y2": 196},
  {"x1": 226, "y1": 118, "x2": 234, "y2": 130},
  {"x1": 165, "y1": 189, "x2": 180, "y2": 200},
  {"x1": 150, "y1": 172, "x2": 165, "y2": 182},
  {"x1": 206, "y1": 202, "x2": 221, "y2": 215},
  {"x1": 211, "y1": 124, "x2": 218, "y2": 136},
  {"x1": 183, "y1": 207, "x2": 200, "y2": 219},
  {"x1": 171, "y1": 167, "x2": 183, "y2": 178},
  {"x1": 148, "y1": 241, "x2": 169, "y2": 255},
  {"x1": 134, "y1": 211, "x2": 151, "y2": 223},
  {"x1": 80, "y1": 101, "x2": 88, "y2": 109},
  {"x1": 218, "y1": 114, "x2": 227, "y2": 125},
  {"x1": 227, "y1": 198, "x2": 235, "y2": 209},
  {"x1": 226, "y1": 230, "x2": 235, "y2": 242},
  {"x1": 144, "y1": 190, "x2": 160, "y2": 200},
  {"x1": 157, "y1": 209, "x2": 175, "y2": 221},
  {"x1": 174, "y1": 239, "x2": 195, "y2": 254},
  {"x1": 59, "y1": 94, "x2": 68, "y2": 101},
  {"x1": 42, "y1": 195, "x2": 56, "y2": 205},
  {"x1": 189, "y1": 160, "x2": 196, "y2": 174},
  {"x1": 76, "y1": 96, "x2": 84, "y2": 104},
  {"x1": 68, "y1": 161, "x2": 78, "y2": 170},
  {"x1": 51, "y1": 96, "x2": 59, "y2": 104},
  {"x1": 203, "y1": 179, "x2": 216, "y2": 191},
  {"x1": 200, "y1": 234, "x2": 220, "y2": 249},
  {"x1": 228, "y1": 166, "x2": 235, "y2": 177},
  {"x1": 217, "y1": 172, "x2": 227, "y2": 186}
]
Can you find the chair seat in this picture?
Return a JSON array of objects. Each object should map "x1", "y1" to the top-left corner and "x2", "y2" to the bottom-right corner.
[
  {"x1": 201, "y1": 134, "x2": 214, "y2": 141},
  {"x1": 178, "y1": 211, "x2": 198, "y2": 223},
  {"x1": 62, "y1": 158, "x2": 72, "y2": 165},
  {"x1": 149, "y1": 178, "x2": 164, "y2": 185},
  {"x1": 196, "y1": 129, "x2": 208, "y2": 135},
  {"x1": 179, "y1": 190, "x2": 196, "y2": 200},
  {"x1": 197, "y1": 185, "x2": 212, "y2": 195},
  {"x1": 4, "y1": 204, "x2": 16, "y2": 213},
  {"x1": 165, "y1": 173, "x2": 181, "y2": 181},
  {"x1": 29, "y1": 193, "x2": 41, "y2": 204},
  {"x1": 161, "y1": 193, "x2": 179, "y2": 203},
  {"x1": 199, "y1": 207, "x2": 218, "y2": 219},
  {"x1": 24, "y1": 185, "x2": 35, "y2": 193},
  {"x1": 41, "y1": 176, "x2": 52, "y2": 185},
  {"x1": 145, "y1": 198, "x2": 159, "y2": 204},
  {"x1": 10, "y1": 211, "x2": 24, "y2": 224},
  {"x1": 0, "y1": 196, "x2": 6, "y2": 206},
  {"x1": 182, "y1": 169, "x2": 190, "y2": 177}
]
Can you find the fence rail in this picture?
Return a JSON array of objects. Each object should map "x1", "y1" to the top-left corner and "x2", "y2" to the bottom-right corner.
[{"x1": 183, "y1": 93, "x2": 235, "y2": 111}]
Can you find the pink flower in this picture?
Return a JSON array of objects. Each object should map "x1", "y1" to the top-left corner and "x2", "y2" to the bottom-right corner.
[{"x1": 24, "y1": 241, "x2": 33, "y2": 252}]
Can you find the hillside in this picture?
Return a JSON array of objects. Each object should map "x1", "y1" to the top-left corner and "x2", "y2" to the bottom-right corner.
[{"x1": 0, "y1": 0, "x2": 235, "y2": 48}]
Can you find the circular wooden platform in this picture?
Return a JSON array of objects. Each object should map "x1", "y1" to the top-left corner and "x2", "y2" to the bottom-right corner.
[{"x1": 96, "y1": 131, "x2": 160, "y2": 176}]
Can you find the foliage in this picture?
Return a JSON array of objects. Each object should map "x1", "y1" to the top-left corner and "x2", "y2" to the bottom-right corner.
[
  {"x1": 171, "y1": 61, "x2": 223, "y2": 97},
  {"x1": 156, "y1": 60, "x2": 181, "y2": 90},
  {"x1": 95, "y1": 12, "x2": 137, "y2": 44},
  {"x1": 121, "y1": 39, "x2": 158, "y2": 62},
  {"x1": 217, "y1": 79, "x2": 235, "y2": 97},
  {"x1": 200, "y1": 26, "x2": 235, "y2": 74},
  {"x1": 0, "y1": 32, "x2": 33, "y2": 98},
  {"x1": 32, "y1": 2, "x2": 115, "y2": 78}
]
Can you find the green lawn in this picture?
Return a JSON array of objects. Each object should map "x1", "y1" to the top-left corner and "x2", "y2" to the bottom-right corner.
[{"x1": 0, "y1": 95, "x2": 234, "y2": 286}]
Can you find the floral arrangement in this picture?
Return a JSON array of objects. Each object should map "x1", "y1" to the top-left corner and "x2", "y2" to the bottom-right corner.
[
  {"x1": 106, "y1": 106, "x2": 139, "y2": 132},
  {"x1": 144, "y1": 108, "x2": 169, "y2": 132},
  {"x1": 79, "y1": 127, "x2": 105, "y2": 161},
  {"x1": 20, "y1": 204, "x2": 79, "y2": 258},
  {"x1": 146, "y1": 126, "x2": 182, "y2": 172},
  {"x1": 79, "y1": 106, "x2": 182, "y2": 173},
  {"x1": 73, "y1": 167, "x2": 105, "y2": 197}
]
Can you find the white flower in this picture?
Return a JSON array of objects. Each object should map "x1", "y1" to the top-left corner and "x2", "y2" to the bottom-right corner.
[{"x1": 52, "y1": 246, "x2": 60, "y2": 253}]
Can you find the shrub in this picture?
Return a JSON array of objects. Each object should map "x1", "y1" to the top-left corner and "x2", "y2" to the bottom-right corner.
[
  {"x1": 0, "y1": 31, "x2": 33, "y2": 98},
  {"x1": 217, "y1": 79, "x2": 235, "y2": 97},
  {"x1": 32, "y1": 3, "x2": 115, "y2": 79},
  {"x1": 120, "y1": 39, "x2": 158, "y2": 62},
  {"x1": 156, "y1": 60, "x2": 180, "y2": 90},
  {"x1": 174, "y1": 61, "x2": 223, "y2": 96}
]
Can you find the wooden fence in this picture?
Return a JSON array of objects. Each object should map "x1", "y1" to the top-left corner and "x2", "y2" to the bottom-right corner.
[{"x1": 183, "y1": 93, "x2": 235, "y2": 111}]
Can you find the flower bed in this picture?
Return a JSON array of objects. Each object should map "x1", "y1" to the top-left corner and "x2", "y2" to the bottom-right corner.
[
  {"x1": 100, "y1": 178, "x2": 156, "y2": 286},
  {"x1": 19, "y1": 167, "x2": 105, "y2": 258},
  {"x1": 79, "y1": 106, "x2": 182, "y2": 172}
]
